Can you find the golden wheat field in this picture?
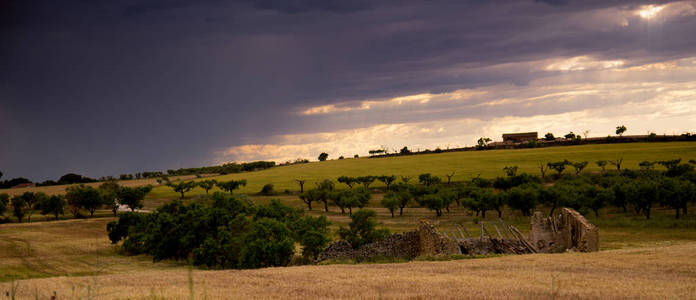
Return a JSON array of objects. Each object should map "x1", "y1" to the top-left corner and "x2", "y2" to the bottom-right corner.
[{"x1": 2, "y1": 241, "x2": 695, "y2": 299}]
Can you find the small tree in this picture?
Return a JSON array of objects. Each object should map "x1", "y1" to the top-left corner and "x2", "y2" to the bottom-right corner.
[
  {"x1": 337, "y1": 209, "x2": 389, "y2": 249},
  {"x1": 295, "y1": 179, "x2": 306, "y2": 193},
  {"x1": 197, "y1": 180, "x2": 217, "y2": 194},
  {"x1": 377, "y1": 175, "x2": 396, "y2": 188},
  {"x1": 318, "y1": 152, "x2": 329, "y2": 161},
  {"x1": 420, "y1": 193, "x2": 446, "y2": 217},
  {"x1": 381, "y1": 193, "x2": 400, "y2": 217},
  {"x1": 418, "y1": 173, "x2": 442, "y2": 186},
  {"x1": 99, "y1": 181, "x2": 121, "y2": 216},
  {"x1": 608, "y1": 158, "x2": 623, "y2": 172},
  {"x1": 547, "y1": 160, "x2": 569, "y2": 175},
  {"x1": 571, "y1": 161, "x2": 589, "y2": 175},
  {"x1": 538, "y1": 162, "x2": 548, "y2": 179},
  {"x1": 477, "y1": 137, "x2": 492, "y2": 149},
  {"x1": 259, "y1": 183, "x2": 275, "y2": 195},
  {"x1": 65, "y1": 185, "x2": 102, "y2": 217},
  {"x1": 596, "y1": 160, "x2": 608, "y2": 173},
  {"x1": 544, "y1": 133, "x2": 555, "y2": 141},
  {"x1": 615, "y1": 125, "x2": 627, "y2": 137},
  {"x1": 167, "y1": 181, "x2": 196, "y2": 199},
  {"x1": 564, "y1": 132, "x2": 576, "y2": 139},
  {"x1": 315, "y1": 179, "x2": 335, "y2": 212},
  {"x1": 337, "y1": 176, "x2": 357, "y2": 188},
  {"x1": 0, "y1": 193, "x2": 9, "y2": 220},
  {"x1": 504, "y1": 185, "x2": 538, "y2": 216},
  {"x1": 117, "y1": 186, "x2": 152, "y2": 211},
  {"x1": 298, "y1": 189, "x2": 320, "y2": 210},
  {"x1": 40, "y1": 195, "x2": 65, "y2": 220},
  {"x1": 503, "y1": 166, "x2": 518, "y2": 177},
  {"x1": 357, "y1": 176, "x2": 376, "y2": 188},
  {"x1": 11, "y1": 195, "x2": 28, "y2": 222},
  {"x1": 16, "y1": 192, "x2": 42, "y2": 222},
  {"x1": 216, "y1": 180, "x2": 247, "y2": 194},
  {"x1": 400, "y1": 146, "x2": 411, "y2": 154},
  {"x1": 586, "y1": 186, "x2": 613, "y2": 217},
  {"x1": 293, "y1": 215, "x2": 331, "y2": 261}
]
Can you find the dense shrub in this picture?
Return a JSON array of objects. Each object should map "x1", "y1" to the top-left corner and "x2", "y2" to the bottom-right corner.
[
  {"x1": 259, "y1": 183, "x2": 276, "y2": 195},
  {"x1": 337, "y1": 209, "x2": 389, "y2": 248},
  {"x1": 107, "y1": 194, "x2": 331, "y2": 269}
]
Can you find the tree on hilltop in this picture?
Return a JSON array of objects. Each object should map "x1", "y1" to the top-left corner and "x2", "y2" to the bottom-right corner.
[{"x1": 616, "y1": 125, "x2": 627, "y2": 137}]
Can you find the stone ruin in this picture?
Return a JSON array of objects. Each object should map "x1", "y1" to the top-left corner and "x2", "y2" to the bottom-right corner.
[
  {"x1": 319, "y1": 208, "x2": 598, "y2": 262},
  {"x1": 528, "y1": 208, "x2": 599, "y2": 253}
]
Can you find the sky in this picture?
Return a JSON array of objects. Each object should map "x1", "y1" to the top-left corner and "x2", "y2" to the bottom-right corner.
[{"x1": 1, "y1": 0, "x2": 696, "y2": 181}]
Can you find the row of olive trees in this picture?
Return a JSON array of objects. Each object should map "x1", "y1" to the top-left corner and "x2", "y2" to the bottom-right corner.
[
  {"x1": 376, "y1": 161, "x2": 696, "y2": 219},
  {"x1": 165, "y1": 179, "x2": 247, "y2": 199},
  {"x1": 0, "y1": 182, "x2": 151, "y2": 223}
]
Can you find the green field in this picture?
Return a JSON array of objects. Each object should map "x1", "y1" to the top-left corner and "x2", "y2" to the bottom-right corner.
[
  {"x1": 147, "y1": 142, "x2": 696, "y2": 200},
  {"x1": 1, "y1": 141, "x2": 696, "y2": 298}
]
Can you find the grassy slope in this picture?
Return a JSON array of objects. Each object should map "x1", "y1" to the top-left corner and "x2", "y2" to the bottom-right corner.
[
  {"x1": 148, "y1": 141, "x2": 696, "y2": 199},
  {"x1": 1, "y1": 141, "x2": 695, "y2": 297}
]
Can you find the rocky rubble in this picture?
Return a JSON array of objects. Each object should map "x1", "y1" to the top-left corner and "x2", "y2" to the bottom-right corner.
[
  {"x1": 528, "y1": 208, "x2": 599, "y2": 253},
  {"x1": 320, "y1": 208, "x2": 598, "y2": 262}
]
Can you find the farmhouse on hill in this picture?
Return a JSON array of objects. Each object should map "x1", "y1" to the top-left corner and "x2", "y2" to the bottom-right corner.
[{"x1": 502, "y1": 132, "x2": 538, "y2": 143}]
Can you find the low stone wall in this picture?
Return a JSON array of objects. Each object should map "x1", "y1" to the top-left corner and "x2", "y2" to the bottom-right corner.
[{"x1": 319, "y1": 221, "x2": 460, "y2": 262}]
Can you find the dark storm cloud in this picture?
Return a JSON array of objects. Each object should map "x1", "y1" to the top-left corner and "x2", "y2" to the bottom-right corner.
[{"x1": 1, "y1": 0, "x2": 694, "y2": 180}]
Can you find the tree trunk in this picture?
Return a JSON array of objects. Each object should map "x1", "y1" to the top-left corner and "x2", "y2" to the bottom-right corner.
[
  {"x1": 481, "y1": 210, "x2": 486, "y2": 218},
  {"x1": 307, "y1": 201, "x2": 312, "y2": 210},
  {"x1": 497, "y1": 209, "x2": 502, "y2": 218},
  {"x1": 683, "y1": 205, "x2": 687, "y2": 216},
  {"x1": 348, "y1": 207, "x2": 352, "y2": 215},
  {"x1": 390, "y1": 210, "x2": 394, "y2": 218},
  {"x1": 675, "y1": 208, "x2": 680, "y2": 219},
  {"x1": 323, "y1": 200, "x2": 328, "y2": 212},
  {"x1": 399, "y1": 206, "x2": 404, "y2": 216}
]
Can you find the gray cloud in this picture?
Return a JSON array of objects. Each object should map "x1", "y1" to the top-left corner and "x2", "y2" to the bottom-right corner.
[{"x1": 1, "y1": 0, "x2": 694, "y2": 180}]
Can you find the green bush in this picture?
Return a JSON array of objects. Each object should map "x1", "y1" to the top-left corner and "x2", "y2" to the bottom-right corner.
[
  {"x1": 337, "y1": 209, "x2": 389, "y2": 248},
  {"x1": 107, "y1": 193, "x2": 331, "y2": 269}
]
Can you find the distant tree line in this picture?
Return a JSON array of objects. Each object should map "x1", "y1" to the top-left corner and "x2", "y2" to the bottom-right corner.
[
  {"x1": 166, "y1": 161, "x2": 275, "y2": 176},
  {"x1": 0, "y1": 182, "x2": 151, "y2": 223}
]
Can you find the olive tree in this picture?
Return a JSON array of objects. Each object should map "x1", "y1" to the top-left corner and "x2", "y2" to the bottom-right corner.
[
  {"x1": 216, "y1": 180, "x2": 247, "y2": 194},
  {"x1": 0, "y1": 193, "x2": 8, "y2": 219},
  {"x1": 66, "y1": 185, "x2": 102, "y2": 217},
  {"x1": 98, "y1": 181, "x2": 121, "y2": 216},
  {"x1": 197, "y1": 179, "x2": 217, "y2": 194},
  {"x1": 167, "y1": 181, "x2": 196, "y2": 199},
  {"x1": 117, "y1": 185, "x2": 152, "y2": 211},
  {"x1": 40, "y1": 195, "x2": 66, "y2": 220}
]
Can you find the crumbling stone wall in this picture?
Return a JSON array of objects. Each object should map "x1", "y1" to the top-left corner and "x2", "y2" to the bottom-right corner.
[
  {"x1": 417, "y1": 221, "x2": 461, "y2": 256},
  {"x1": 528, "y1": 208, "x2": 598, "y2": 253},
  {"x1": 319, "y1": 221, "x2": 459, "y2": 261}
]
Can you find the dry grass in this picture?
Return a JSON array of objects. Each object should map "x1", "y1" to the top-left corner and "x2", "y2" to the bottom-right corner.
[
  {"x1": 3, "y1": 242, "x2": 696, "y2": 299},
  {"x1": 0, "y1": 218, "x2": 184, "y2": 282}
]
